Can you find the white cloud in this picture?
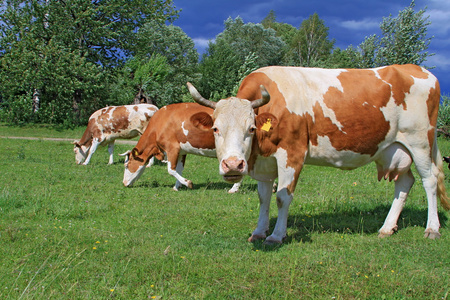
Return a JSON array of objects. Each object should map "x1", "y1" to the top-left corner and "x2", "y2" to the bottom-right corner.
[
  {"x1": 340, "y1": 18, "x2": 380, "y2": 31},
  {"x1": 425, "y1": 53, "x2": 450, "y2": 70},
  {"x1": 428, "y1": 9, "x2": 450, "y2": 36},
  {"x1": 193, "y1": 37, "x2": 214, "y2": 54}
]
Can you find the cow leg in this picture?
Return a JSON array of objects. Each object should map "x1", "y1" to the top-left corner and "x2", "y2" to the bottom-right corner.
[
  {"x1": 227, "y1": 178, "x2": 243, "y2": 193},
  {"x1": 146, "y1": 157, "x2": 155, "y2": 168},
  {"x1": 402, "y1": 139, "x2": 443, "y2": 239},
  {"x1": 167, "y1": 154, "x2": 192, "y2": 191},
  {"x1": 248, "y1": 180, "x2": 274, "y2": 242},
  {"x1": 82, "y1": 138, "x2": 101, "y2": 165},
  {"x1": 378, "y1": 169, "x2": 415, "y2": 237},
  {"x1": 413, "y1": 152, "x2": 442, "y2": 239},
  {"x1": 264, "y1": 187, "x2": 293, "y2": 244},
  {"x1": 107, "y1": 142, "x2": 114, "y2": 165}
]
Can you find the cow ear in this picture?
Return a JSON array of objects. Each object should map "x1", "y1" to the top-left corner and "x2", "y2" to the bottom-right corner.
[
  {"x1": 131, "y1": 147, "x2": 141, "y2": 158},
  {"x1": 255, "y1": 113, "x2": 278, "y2": 132},
  {"x1": 190, "y1": 112, "x2": 214, "y2": 130}
]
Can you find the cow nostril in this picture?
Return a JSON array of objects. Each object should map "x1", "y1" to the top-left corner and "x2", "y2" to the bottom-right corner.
[{"x1": 238, "y1": 160, "x2": 245, "y2": 171}]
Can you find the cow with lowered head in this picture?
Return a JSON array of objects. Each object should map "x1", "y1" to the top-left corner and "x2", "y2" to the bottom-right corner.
[
  {"x1": 122, "y1": 102, "x2": 242, "y2": 193},
  {"x1": 188, "y1": 64, "x2": 450, "y2": 244},
  {"x1": 73, "y1": 104, "x2": 158, "y2": 165}
]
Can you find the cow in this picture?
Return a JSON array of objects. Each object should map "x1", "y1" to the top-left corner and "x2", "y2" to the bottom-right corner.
[
  {"x1": 73, "y1": 104, "x2": 158, "y2": 165},
  {"x1": 187, "y1": 64, "x2": 450, "y2": 244},
  {"x1": 122, "y1": 102, "x2": 242, "y2": 193}
]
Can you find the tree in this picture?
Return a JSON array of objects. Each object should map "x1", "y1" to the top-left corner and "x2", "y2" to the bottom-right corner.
[
  {"x1": 349, "y1": 0, "x2": 433, "y2": 68},
  {"x1": 198, "y1": 17, "x2": 285, "y2": 99},
  {"x1": 287, "y1": 13, "x2": 335, "y2": 66},
  {"x1": 130, "y1": 21, "x2": 200, "y2": 107},
  {"x1": 111, "y1": 54, "x2": 171, "y2": 107},
  {"x1": 377, "y1": 0, "x2": 432, "y2": 66},
  {"x1": 0, "y1": 0, "x2": 178, "y2": 125}
]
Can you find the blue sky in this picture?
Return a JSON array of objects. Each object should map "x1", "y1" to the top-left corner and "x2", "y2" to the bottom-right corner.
[{"x1": 171, "y1": 0, "x2": 450, "y2": 95}]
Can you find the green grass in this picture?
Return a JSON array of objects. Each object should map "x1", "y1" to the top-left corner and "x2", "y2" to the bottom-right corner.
[{"x1": 0, "y1": 125, "x2": 449, "y2": 299}]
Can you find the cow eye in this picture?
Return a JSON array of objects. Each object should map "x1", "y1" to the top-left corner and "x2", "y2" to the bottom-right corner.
[
  {"x1": 249, "y1": 126, "x2": 256, "y2": 134},
  {"x1": 212, "y1": 127, "x2": 219, "y2": 134}
]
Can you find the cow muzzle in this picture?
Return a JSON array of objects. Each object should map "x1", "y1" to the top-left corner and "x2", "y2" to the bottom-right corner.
[{"x1": 221, "y1": 156, "x2": 246, "y2": 183}]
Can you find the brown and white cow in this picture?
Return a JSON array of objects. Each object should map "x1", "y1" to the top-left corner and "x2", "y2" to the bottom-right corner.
[
  {"x1": 73, "y1": 104, "x2": 158, "y2": 165},
  {"x1": 122, "y1": 102, "x2": 242, "y2": 193},
  {"x1": 188, "y1": 64, "x2": 450, "y2": 244}
]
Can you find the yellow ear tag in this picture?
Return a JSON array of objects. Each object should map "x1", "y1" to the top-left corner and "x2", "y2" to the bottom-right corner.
[{"x1": 261, "y1": 118, "x2": 272, "y2": 132}]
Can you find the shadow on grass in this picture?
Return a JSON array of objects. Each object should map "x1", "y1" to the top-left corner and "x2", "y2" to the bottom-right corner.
[{"x1": 252, "y1": 205, "x2": 448, "y2": 251}]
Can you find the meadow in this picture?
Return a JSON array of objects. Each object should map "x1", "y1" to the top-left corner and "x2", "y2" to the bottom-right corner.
[{"x1": 0, "y1": 124, "x2": 449, "y2": 299}]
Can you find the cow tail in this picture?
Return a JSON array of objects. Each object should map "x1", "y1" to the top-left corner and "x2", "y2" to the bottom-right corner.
[{"x1": 434, "y1": 140, "x2": 450, "y2": 211}]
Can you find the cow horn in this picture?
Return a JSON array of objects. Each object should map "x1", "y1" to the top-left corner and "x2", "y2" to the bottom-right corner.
[
  {"x1": 251, "y1": 85, "x2": 270, "y2": 109},
  {"x1": 118, "y1": 150, "x2": 131, "y2": 157},
  {"x1": 187, "y1": 82, "x2": 216, "y2": 109}
]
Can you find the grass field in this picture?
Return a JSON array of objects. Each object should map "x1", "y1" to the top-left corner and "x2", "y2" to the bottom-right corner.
[{"x1": 0, "y1": 124, "x2": 449, "y2": 299}]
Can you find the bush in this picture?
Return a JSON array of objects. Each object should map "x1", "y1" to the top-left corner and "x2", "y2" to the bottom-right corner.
[{"x1": 438, "y1": 95, "x2": 450, "y2": 138}]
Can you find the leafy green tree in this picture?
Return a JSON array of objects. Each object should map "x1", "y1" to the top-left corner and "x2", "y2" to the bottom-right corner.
[
  {"x1": 130, "y1": 21, "x2": 200, "y2": 106},
  {"x1": 110, "y1": 54, "x2": 171, "y2": 107},
  {"x1": 198, "y1": 17, "x2": 285, "y2": 99},
  {"x1": 0, "y1": 0, "x2": 178, "y2": 125},
  {"x1": 286, "y1": 13, "x2": 335, "y2": 66},
  {"x1": 348, "y1": 0, "x2": 432, "y2": 68},
  {"x1": 377, "y1": 0, "x2": 432, "y2": 66}
]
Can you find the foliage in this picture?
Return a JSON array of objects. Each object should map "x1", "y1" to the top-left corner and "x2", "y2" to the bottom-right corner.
[
  {"x1": 438, "y1": 95, "x2": 450, "y2": 138},
  {"x1": 286, "y1": 13, "x2": 335, "y2": 67},
  {"x1": 110, "y1": 54, "x2": 171, "y2": 106},
  {"x1": 0, "y1": 0, "x2": 178, "y2": 125},
  {"x1": 350, "y1": 0, "x2": 433, "y2": 68},
  {"x1": 0, "y1": 128, "x2": 449, "y2": 298},
  {"x1": 198, "y1": 17, "x2": 285, "y2": 98},
  {"x1": 129, "y1": 21, "x2": 200, "y2": 107}
]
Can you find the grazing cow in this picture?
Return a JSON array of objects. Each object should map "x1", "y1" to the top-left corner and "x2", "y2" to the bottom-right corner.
[
  {"x1": 74, "y1": 104, "x2": 158, "y2": 165},
  {"x1": 188, "y1": 64, "x2": 450, "y2": 244},
  {"x1": 122, "y1": 102, "x2": 242, "y2": 193}
]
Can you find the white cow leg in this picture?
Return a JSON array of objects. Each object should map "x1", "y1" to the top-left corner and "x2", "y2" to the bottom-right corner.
[
  {"x1": 146, "y1": 157, "x2": 155, "y2": 168},
  {"x1": 82, "y1": 139, "x2": 100, "y2": 165},
  {"x1": 411, "y1": 148, "x2": 442, "y2": 239},
  {"x1": 422, "y1": 175, "x2": 441, "y2": 239},
  {"x1": 107, "y1": 142, "x2": 115, "y2": 165},
  {"x1": 168, "y1": 155, "x2": 192, "y2": 191},
  {"x1": 248, "y1": 180, "x2": 273, "y2": 242},
  {"x1": 227, "y1": 178, "x2": 243, "y2": 193},
  {"x1": 265, "y1": 188, "x2": 293, "y2": 244},
  {"x1": 379, "y1": 170, "x2": 414, "y2": 238}
]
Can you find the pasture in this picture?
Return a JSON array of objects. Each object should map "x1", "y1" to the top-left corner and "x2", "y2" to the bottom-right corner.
[{"x1": 0, "y1": 124, "x2": 449, "y2": 299}]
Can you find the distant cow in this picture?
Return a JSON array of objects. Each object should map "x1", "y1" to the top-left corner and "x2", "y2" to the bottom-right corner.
[
  {"x1": 122, "y1": 102, "x2": 241, "y2": 193},
  {"x1": 74, "y1": 104, "x2": 158, "y2": 165},
  {"x1": 188, "y1": 64, "x2": 450, "y2": 244}
]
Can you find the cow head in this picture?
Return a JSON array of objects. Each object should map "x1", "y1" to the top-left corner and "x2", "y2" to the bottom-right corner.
[
  {"x1": 122, "y1": 148, "x2": 147, "y2": 186},
  {"x1": 73, "y1": 141, "x2": 88, "y2": 164},
  {"x1": 187, "y1": 82, "x2": 272, "y2": 183}
]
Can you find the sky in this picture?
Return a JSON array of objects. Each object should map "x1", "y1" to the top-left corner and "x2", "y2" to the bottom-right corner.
[{"x1": 171, "y1": 0, "x2": 450, "y2": 95}]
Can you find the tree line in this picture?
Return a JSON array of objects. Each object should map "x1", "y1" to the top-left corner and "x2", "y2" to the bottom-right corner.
[{"x1": 0, "y1": 0, "x2": 433, "y2": 126}]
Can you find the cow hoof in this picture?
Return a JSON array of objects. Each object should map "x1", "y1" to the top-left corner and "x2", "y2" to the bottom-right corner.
[
  {"x1": 263, "y1": 236, "x2": 283, "y2": 245},
  {"x1": 378, "y1": 232, "x2": 393, "y2": 238},
  {"x1": 187, "y1": 181, "x2": 193, "y2": 189},
  {"x1": 424, "y1": 229, "x2": 441, "y2": 239},
  {"x1": 248, "y1": 234, "x2": 266, "y2": 242}
]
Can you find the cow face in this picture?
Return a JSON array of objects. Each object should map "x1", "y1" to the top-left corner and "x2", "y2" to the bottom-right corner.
[
  {"x1": 73, "y1": 142, "x2": 87, "y2": 164},
  {"x1": 122, "y1": 148, "x2": 146, "y2": 186},
  {"x1": 188, "y1": 83, "x2": 271, "y2": 183}
]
